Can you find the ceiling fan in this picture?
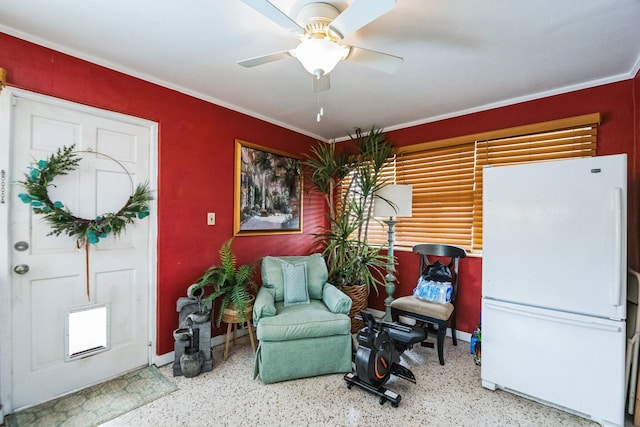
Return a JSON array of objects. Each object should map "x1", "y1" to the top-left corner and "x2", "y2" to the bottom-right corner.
[{"x1": 238, "y1": 0, "x2": 403, "y2": 94}]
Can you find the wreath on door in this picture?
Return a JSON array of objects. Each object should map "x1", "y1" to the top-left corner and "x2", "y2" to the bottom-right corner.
[
  {"x1": 17, "y1": 145, "x2": 153, "y2": 300},
  {"x1": 17, "y1": 144, "x2": 153, "y2": 247}
]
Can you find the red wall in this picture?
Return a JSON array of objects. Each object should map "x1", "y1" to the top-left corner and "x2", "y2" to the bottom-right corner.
[
  {"x1": 369, "y1": 73, "x2": 640, "y2": 334},
  {"x1": 2, "y1": 32, "x2": 639, "y2": 352},
  {"x1": 0, "y1": 33, "x2": 324, "y2": 355}
]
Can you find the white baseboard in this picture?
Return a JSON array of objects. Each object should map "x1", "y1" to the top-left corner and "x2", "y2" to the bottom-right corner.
[
  {"x1": 154, "y1": 312, "x2": 474, "y2": 366},
  {"x1": 153, "y1": 351, "x2": 174, "y2": 367}
]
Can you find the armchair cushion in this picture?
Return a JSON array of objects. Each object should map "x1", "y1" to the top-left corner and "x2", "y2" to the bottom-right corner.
[
  {"x1": 256, "y1": 300, "x2": 351, "y2": 342},
  {"x1": 282, "y1": 261, "x2": 310, "y2": 306},
  {"x1": 322, "y1": 283, "x2": 352, "y2": 314},
  {"x1": 253, "y1": 287, "x2": 276, "y2": 324},
  {"x1": 262, "y1": 254, "x2": 327, "y2": 302},
  {"x1": 391, "y1": 296, "x2": 454, "y2": 321}
]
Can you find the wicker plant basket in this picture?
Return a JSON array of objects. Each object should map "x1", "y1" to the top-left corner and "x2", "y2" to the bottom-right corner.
[
  {"x1": 221, "y1": 295, "x2": 255, "y2": 325},
  {"x1": 342, "y1": 284, "x2": 369, "y2": 333}
]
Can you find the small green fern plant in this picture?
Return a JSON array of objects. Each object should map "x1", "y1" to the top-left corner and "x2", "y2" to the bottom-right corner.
[{"x1": 192, "y1": 238, "x2": 257, "y2": 327}]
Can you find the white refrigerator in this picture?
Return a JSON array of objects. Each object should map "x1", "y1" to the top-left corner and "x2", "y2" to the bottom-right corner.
[{"x1": 481, "y1": 154, "x2": 627, "y2": 427}]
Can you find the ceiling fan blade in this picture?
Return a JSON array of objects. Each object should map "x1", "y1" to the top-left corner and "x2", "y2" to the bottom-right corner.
[
  {"x1": 240, "y1": 0, "x2": 304, "y2": 36},
  {"x1": 346, "y1": 46, "x2": 403, "y2": 74},
  {"x1": 312, "y1": 74, "x2": 330, "y2": 93},
  {"x1": 238, "y1": 51, "x2": 294, "y2": 68},
  {"x1": 328, "y1": 0, "x2": 396, "y2": 40}
]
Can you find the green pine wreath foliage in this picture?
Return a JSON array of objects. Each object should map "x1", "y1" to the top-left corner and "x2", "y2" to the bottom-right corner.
[{"x1": 18, "y1": 145, "x2": 153, "y2": 245}]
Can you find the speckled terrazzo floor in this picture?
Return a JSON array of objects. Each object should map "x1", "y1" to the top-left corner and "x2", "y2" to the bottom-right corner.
[{"x1": 102, "y1": 335, "x2": 630, "y2": 427}]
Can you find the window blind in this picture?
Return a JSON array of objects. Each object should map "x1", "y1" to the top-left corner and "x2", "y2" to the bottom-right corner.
[
  {"x1": 363, "y1": 113, "x2": 600, "y2": 253},
  {"x1": 396, "y1": 143, "x2": 476, "y2": 249},
  {"x1": 471, "y1": 117, "x2": 598, "y2": 251}
]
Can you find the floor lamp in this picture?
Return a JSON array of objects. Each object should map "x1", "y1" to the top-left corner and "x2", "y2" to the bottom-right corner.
[{"x1": 373, "y1": 184, "x2": 413, "y2": 321}]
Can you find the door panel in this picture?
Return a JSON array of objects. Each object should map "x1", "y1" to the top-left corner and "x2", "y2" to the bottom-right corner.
[
  {"x1": 7, "y1": 94, "x2": 154, "y2": 410},
  {"x1": 482, "y1": 299, "x2": 625, "y2": 425},
  {"x1": 482, "y1": 155, "x2": 627, "y2": 320},
  {"x1": 31, "y1": 275, "x2": 80, "y2": 369}
]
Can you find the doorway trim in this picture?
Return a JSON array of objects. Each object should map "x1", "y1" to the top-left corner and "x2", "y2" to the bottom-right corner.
[{"x1": 0, "y1": 87, "x2": 159, "y2": 417}]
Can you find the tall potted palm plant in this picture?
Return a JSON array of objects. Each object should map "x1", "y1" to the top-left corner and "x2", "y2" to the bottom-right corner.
[{"x1": 304, "y1": 127, "x2": 394, "y2": 331}]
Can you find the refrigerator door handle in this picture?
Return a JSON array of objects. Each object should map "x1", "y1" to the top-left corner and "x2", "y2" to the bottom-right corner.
[
  {"x1": 612, "y1": 187, "x2": 623, "y2": 307},
  {"x1": 484, "y1": 301, "x2": 623, "y2": 333}
]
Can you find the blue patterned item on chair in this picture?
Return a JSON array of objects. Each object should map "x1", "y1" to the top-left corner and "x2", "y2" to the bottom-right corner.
[{"x1": 253, "y1": 254, "x2": 353, "y2": 384}]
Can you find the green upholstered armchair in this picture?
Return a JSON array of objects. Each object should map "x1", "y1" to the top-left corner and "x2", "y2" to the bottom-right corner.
[{"x1": 253, "y1": 254, "x2": 353, "y2": 384}]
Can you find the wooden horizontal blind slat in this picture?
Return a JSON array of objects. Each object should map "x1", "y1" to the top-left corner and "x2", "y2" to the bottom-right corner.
[
  {"x1": 368, "y1": 142, "x2": 476, "y2": 250},
  {"x1": 471, "y1": 123, "x2": 598, "y2": 252}
]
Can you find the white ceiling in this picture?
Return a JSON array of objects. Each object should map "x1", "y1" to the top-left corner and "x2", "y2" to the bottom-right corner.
[{"x1": 1, "y1": 0, "x2": 639, "y2": 142}]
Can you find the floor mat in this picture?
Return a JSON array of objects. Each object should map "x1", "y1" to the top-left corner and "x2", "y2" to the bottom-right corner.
[{"x1": 6, "y1": 365, "x2": 177, "y2": 427}]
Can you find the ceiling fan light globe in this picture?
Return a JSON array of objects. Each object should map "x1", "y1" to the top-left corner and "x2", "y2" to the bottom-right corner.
[{"x1": 293, "y1": 38, "x2": 349, "y2": 76}]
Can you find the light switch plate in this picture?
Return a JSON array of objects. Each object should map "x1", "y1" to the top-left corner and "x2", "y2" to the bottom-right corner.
[{"x1": 207, "y1": 212, "x2": 215, "y2": 225}]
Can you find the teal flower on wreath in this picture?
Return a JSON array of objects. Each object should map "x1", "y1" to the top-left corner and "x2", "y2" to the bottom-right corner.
[
  {"x1": 28, "y1": 167, "x2": 40, "y2": 182},
  {"x1": 137, "y1": 206, "x2": 150, "y2": 219},
  {"x1": 18, "y1": 193, "x2": 34, "y2": 204},
  {"x1": 87, "y1": 230, "x2": 100, "y2": 244}
]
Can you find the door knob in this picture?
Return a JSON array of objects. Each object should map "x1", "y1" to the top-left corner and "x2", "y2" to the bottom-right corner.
[
  {"x1": 14, "y1": 241, "x2": 29, "y2": 251},
  {"x1": 13, "y1": 264, "x2": 29, "y2": 274}
]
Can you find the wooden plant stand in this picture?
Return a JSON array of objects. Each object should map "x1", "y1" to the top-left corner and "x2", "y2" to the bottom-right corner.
[{"x1": 221, "y1": 303, "x2": 256, "y2": 361}]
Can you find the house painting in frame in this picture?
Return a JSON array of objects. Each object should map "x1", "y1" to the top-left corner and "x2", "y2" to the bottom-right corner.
[{"x1": 234, "y1": 140, "x2": 302, "y2": 235}]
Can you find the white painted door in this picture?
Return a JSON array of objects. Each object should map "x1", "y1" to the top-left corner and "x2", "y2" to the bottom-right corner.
[{"x1": 5, "y1": 93, "x2": 155, "y2": 410}]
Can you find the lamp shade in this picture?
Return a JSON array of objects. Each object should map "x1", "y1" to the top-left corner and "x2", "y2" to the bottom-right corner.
[{"x1": 374, "y1": 184, "x2": 413, "y2": 217}]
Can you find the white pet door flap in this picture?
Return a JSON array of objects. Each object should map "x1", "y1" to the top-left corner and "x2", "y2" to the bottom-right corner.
[{"x1": 65, "y1": 304, "x2": 110, "y2": 361}]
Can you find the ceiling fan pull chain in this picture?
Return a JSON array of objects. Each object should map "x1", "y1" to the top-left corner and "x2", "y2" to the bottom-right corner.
[{"x1": 317, "y1": 85, "x2": 324, "y2": 122}]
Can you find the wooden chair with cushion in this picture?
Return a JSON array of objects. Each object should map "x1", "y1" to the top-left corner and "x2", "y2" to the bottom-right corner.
[{"x1": 390, "y1": 244, "x2": 467, "y2": 365}]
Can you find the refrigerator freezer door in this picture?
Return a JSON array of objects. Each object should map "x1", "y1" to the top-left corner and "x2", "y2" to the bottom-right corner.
[
  {"x1": 483, "y1": 154, "x2": 627, "y2": 320},
  {"x1": 482, "y1": 299, "x2": 625, "y2": 426}
]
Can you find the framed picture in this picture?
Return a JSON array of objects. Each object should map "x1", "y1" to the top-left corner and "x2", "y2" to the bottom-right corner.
[{"x1": 234, "y1": 140, "x2": 303, "y2": 235}]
